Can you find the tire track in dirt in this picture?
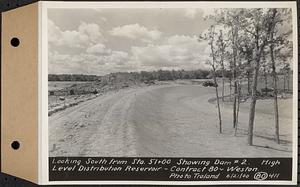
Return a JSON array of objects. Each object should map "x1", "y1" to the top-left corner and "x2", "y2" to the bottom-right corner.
[
  {"x1": 49, "y1": 85, "x2": 172, "y2": 157},
  {"x1": 49, "y1": 91, "x2": 123, "y2": 156},
  {"x1": 79, "y1": 90, "x2": 139, "y2": 156}
]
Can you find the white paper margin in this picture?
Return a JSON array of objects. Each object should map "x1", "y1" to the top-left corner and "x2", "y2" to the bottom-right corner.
[{"x1": 38, "y1": 1, "x2": 298, "y2": 185}]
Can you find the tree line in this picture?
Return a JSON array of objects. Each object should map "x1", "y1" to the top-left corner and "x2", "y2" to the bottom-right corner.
[
  {"x1": 199, "y1": 8, "x2": 293, "y2": 145},
  {"x1": 48, "y1": 74, "x2": 99, "y2": 82},
  {"x1": 49, "y1": 69, "x2": 211, "y2": 82}
]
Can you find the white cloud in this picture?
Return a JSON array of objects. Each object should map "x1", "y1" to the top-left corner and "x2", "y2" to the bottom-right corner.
[
  {"x1": 101, "y1": 17, "x2": 108, "y2": 22},
  {"x1": 202, "y1": 8, "x2": 215, "y2": 18},
  {"x1": 129, "y1": 35, "x2": 210, "y2": 70},
  {"x1": 48, "y1": 19, "x2": 104, "y2": 48},
  {"x1": 184, "y1": 8, "x2": 215, "y2": 19},
  {"x1": 86, "y1": 43, "x2": 111, "y2": 55},
  {"x1": 49, "y1": 49, "x2": 131, "y2": 75},
  {"x1": 131, "y1": 44, "x2": 173, "y2": 67},
  {"x1": 110, "y1": 23, "x2": 162, "y2": 42},
  {"x1": 48, "y1": 19, "x2": 137, "y2": 75},
  {"x1": 184, "y1": 9, "x2": 197, "y2": 19},
  {"x1": 78, "y1": 22, "x2": 103, "y2": 41},
  {"x1": 92, "y1": 9, "x2": 107, "y2": 22},
  {"x1": 49, "y1": 34, "x2": 210, "y2": 75},
  {"x1": 107, "y1": 51, "x2": 129, "y2": 65},
  {"x1": 48, "y1": 17, "x2": 213, "y2": 75}
]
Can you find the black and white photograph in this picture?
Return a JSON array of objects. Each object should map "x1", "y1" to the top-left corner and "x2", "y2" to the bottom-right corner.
[{"x1": 43, "y1": 1, "x2": 297, "y2": 184}]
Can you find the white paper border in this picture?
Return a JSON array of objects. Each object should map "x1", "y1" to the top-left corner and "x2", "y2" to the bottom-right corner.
[{"x1": 38, "y1": 1, "x2": 298, "y2": 185}]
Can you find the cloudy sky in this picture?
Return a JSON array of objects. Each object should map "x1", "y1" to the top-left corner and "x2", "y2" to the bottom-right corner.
[{"x1": 48, "y1": 8, "x2": 215, "y2": 75}]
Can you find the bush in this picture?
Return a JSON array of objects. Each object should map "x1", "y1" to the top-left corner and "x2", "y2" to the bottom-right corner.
[
  {"x1": 91, "y1": 89, "x2": 98, "y2": 94},
  {"x1": 70, "y1": 89, "x2": 75, "y2": 95},
  {"x1": 261, "y1": 88, "x2": 274, "y2": 93},
  {"x1": 202, "y1": 81, "x2": 218, "y2": 87}
]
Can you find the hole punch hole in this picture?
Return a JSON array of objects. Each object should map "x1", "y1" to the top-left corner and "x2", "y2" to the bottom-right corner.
[
  {"x1": 11, "y1": 141, "x2": 20, "y2": 150},
  {"x1": 10, "y1": 38, "x2": 20, "y2": 47}
]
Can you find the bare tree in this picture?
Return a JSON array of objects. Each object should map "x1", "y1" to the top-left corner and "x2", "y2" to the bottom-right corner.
[
  {"x1": 286, "y1": 64, "x2": 291, "y2": 92},
  {"x1": 238, "y1": 33, "x2": 254, "y2": 97},
  {"x1": 235, "y1": 78, "x2": 242, "y2": 136},
  {"x1": 236, "y1": 9, "x2": 276, "y2": 145},
  {"x1": 270, "y1": 41, "x2": 280, "y2": 144},
  {"x1": 200, "y1": 25, "x2": 223, "y2": 133},
  {"x1": 216, "y1": 30, "x2": 227, "y2": 102},
  {"x1": 260, "y1": 52, "x2": 271, "y2": 95},
  {"x1": 282, "y1": 63, "x2": 291, "y2": 93},
  {"x1": 203, "y1": 8, "x2": 292, "y2": 144},
  {"x1": 214, "y1": 9, "x2": 240, "y2": 128},
  {"x1": 268, "y1": 8, "x2": 292, "y2": 144}
]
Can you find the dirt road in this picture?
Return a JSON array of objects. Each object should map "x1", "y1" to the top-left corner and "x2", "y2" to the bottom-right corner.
[{"x1": 49, "y1": 84, "x2": 293, "y2": 157}]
